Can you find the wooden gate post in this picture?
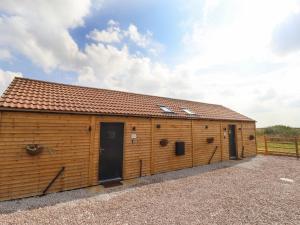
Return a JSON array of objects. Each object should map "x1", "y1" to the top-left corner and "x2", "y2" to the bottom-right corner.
[
  {"x1": 264, "y1": 135, "x2": 268, "y2": 155},
  {"x1": 295, "y1": 137, "x2": 299, "y2": 159}
]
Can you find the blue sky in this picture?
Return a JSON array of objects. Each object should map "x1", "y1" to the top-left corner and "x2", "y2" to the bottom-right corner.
[
  {"x1": 1, "y1": 0, "x2": 300, "y2": 127},
  {"x1": 0, "y1": 0, "x2": 189, "y2": 82},
  {"x1": 72, "y1": 1, "x2": 185, "y2": 54}
]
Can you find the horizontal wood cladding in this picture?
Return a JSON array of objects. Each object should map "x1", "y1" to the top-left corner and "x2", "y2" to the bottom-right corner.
[
  {"x1": 193, "y1": 121, "x2": 222, "y2": 166},
  {"x1": 0, "y1": 111, "x2": 257, "y2": 201},
  {"x1": 220, "y1": 122, "x2": 256, "y2": 159},
  {"x1": 0, "y1": 112, "x2": 91, "y2": 201},
  {"x1": 242, "y1": 122, "x2": 257, "y2": 157},
  {"x1": 221, "y1": 122, "x2": 243, "y2": 160},
  {"x1": 152, "y1": 119, "x2": 192, "y2": 174},
  {"x1": 92, "y1": 116, "x2": 152, "y2": 183}
]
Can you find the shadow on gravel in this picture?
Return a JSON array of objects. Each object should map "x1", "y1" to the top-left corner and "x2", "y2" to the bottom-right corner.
[{"x1": 0, "y1": 156, "x2": 257, "y2": 214}]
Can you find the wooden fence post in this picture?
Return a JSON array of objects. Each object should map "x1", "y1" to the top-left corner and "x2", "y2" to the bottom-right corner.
[
  {"x1": 264, "y1": 135, "x2": 268, "y2": 155},
  {"x1": 295, "y1": 137, "x2": 299, "y2": 159}
]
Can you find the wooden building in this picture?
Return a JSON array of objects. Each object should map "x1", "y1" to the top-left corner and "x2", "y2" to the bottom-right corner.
[{"x1": 0, "y1": 78, "x2": 257, "y2": 201}]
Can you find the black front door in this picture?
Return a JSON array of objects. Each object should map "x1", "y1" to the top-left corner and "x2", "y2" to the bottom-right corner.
[
  {"x1": 99, "y1": 122, "x2": 124, "y2": 182},
  {"x1": 228, "y1": 125, "x2": 237, "y2": 159}
]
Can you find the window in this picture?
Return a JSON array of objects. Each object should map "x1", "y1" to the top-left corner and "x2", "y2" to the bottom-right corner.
[
  {"x1": 182, "y1": 108, "x2": 195, "y2": 115},
  {"x1": 159, "y1": 105, "x2": 174, "y2": 113}
]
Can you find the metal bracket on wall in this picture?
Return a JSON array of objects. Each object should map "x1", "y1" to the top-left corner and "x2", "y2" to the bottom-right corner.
[
  {"x1": 241, "y1": 146, "x2": 245, "y2": 158},
  {"x1": 208, "y1": 146, "x2": 218, "y2": 164},
  {"x1": 41, "y1": 166, "x2": 65, "y2": 196},
  {"x1": 139, "y1": 159, "x2": 143, "y2": 177}
]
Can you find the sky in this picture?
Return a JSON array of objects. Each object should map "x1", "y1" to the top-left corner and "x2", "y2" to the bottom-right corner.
[{"x1": 0, "y1": 0, "x2": 300, "y2": 127}]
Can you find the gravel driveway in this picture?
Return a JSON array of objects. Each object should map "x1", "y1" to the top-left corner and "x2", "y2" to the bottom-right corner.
[{"x1": 0, "y1": 155, "x2": 299, "y2": 225}]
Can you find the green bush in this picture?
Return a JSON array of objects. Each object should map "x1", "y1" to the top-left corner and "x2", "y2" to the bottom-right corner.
[{"x1": 258, "y1": 125, "x2": 300, "y2": 137}]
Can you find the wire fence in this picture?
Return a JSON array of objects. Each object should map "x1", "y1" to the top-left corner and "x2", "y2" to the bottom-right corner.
[{"x1": 257, "y1": 135, "x2": 299, "y2": 159}]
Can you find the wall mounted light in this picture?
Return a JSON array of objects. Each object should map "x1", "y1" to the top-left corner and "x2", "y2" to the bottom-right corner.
[{"x1": 131, "y1": 132, "x2": 137, "y2": 144}]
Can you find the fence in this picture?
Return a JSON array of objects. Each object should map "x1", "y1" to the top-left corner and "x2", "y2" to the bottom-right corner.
[{"x1": 257, "y1": 135, "x2": 299, "y2": 159}]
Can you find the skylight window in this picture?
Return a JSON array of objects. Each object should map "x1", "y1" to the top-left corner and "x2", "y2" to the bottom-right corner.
[
  {"x1": 159, "y1": 105, "x2": 174, "y2": 113},
  {"x1": 182, "y1": 108, "x2": 195, "y2": 115}
]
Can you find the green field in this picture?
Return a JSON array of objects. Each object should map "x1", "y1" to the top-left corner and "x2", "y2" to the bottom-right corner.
[
  {"x1": 256, "y1": 136, "x2": 299, "y2": 156},
  {"x1": 256, "y1": 125, "x2": 299, "y2": 157}
]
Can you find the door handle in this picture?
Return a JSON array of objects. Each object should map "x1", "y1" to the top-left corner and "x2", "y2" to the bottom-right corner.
[{"x1": 100, "y1": 148, "x2": 104, "y2": 152}]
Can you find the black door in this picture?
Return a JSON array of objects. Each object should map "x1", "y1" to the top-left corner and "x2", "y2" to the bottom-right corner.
[
  {"x1": 228, "y1": 125, "x2": 237, "y2": 159},
  {"x1": 99, "y1": 122, "x2": 124, "y2": 182}
]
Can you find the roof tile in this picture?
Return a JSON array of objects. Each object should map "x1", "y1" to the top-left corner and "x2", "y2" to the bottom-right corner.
[{"x1": 0, "y1": 78, "x2": 254, "y2": 121}]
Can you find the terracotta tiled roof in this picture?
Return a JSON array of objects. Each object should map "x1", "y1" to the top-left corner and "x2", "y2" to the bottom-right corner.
[{"x1": 0, "y1": 78, "x2": 254, "y2": 121}]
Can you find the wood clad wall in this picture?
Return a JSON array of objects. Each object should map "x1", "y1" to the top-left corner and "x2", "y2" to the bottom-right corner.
[
  {"x1": 0, "y1": 112, "x2": 92, "y2": 201},
  {"x1": 242, "y1": 122, "x2": 257, "y2": 157},
  {"x1": 151, "y1": 119, "x2": 192, "y2": 174},
  {"x1": 220, "y1": 122, "x2": 230, "y2": 160},
  {"x1": 90, "y1": 116, "x2": 152, "y2": 183},
  {"x1": 220, "y1": 122, "x2": 244, "y2": 160},
  {"x1": 0, "y1": 111, "x2": 257, "y2": 201},
  {"x1": 193, "y1": 121, "x2": 222, "y2": 166}
]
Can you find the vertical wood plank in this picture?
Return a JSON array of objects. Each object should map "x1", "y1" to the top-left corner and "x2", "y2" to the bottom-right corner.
[
  {"x1": 240, "y1": 123, "x2": 244, "y2": 158},
  {"x1": 88, "y1": 116, "x2": 96, "y2": 185},
  {"x1": 295, "y1": 137, "x2": 299, "y2": 159},
  {"x1": 234, "y1": 124, "x2": 239, "y2": 159},
  {"x1": 254, "y1": 123, "x2": 258, "y2": 155},
  {"x1": 122, "y1": 121, "x2": 127, "y2": 180},
  {"x1": 0, "y1": 111, "x2": 2, "y2": 131},
  {"x1": 191, "y1": 120, "x2": 194, "y2": 167},
  {"x1": 150, "y1": 118, "x2": 154, "y2": 175},
  {"x1": 219, "y1": 122, "x2": 223, "y2": 161},
  {"x1": 264, "y1": 135, "x2": 268, "y2": 155}
]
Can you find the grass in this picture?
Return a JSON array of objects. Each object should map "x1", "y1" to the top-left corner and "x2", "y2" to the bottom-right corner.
[{"x1": 256, "y1": 135, "x2": 299, "y2": 156}]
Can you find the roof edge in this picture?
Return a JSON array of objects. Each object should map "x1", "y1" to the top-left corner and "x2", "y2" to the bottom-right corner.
[
  {"x1": 218, "y1": 105, "x2": 255, "y2": 122},
  {"x1": 0, "y1": 77, "x2": 18, "y2": 99}
]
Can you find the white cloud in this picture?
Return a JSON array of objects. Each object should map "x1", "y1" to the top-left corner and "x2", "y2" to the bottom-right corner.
[
  {"x1": 182, "y1": 0, "x2": 300, "y2": 66},
  {"x1": 125, "y1": 24, "x2": 164, "y2": 55},
  {"x1": 0, "y1": 1, "x2": 173, "y2": 98},
  {"x1": 87, "y1": 20, "x2": 163, "y2": 55},
  {"x1": 272, "y1": 12, "x2": 300, "y2": 55},
  {"x1": 78, "y1": 43, "x2": 192, "y2": 97},
  {"x1": 87, "y1": 20, "x2": 123, "y2": 43},
  {"x1": 1, "y1": 0, "x2": 300, "y2": 127},
  {"x1": 126, "y1": 24, "x2": 151, "y2": 48},
  {"x1": 0, "y1": 0, "x2": 91, "y2": 72},
  {"x1": 0, "y1": 69, "x2": 23, "y2": 95},
  {"x1": 0, "y1": 49, "x2": 12, "y2": 61},
  {"x1": 176, "y1": 0, "x2": 300, "y2": 127}
]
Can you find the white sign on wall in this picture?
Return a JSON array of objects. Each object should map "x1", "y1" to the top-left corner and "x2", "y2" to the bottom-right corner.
[{"x1": 131, "y1": 133, "x2": 137, "y2": 144}]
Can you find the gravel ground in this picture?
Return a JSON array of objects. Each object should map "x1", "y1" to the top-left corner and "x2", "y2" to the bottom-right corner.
[{"x1": 0, "y1": 155, "x2": 299, "y2": 225}]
